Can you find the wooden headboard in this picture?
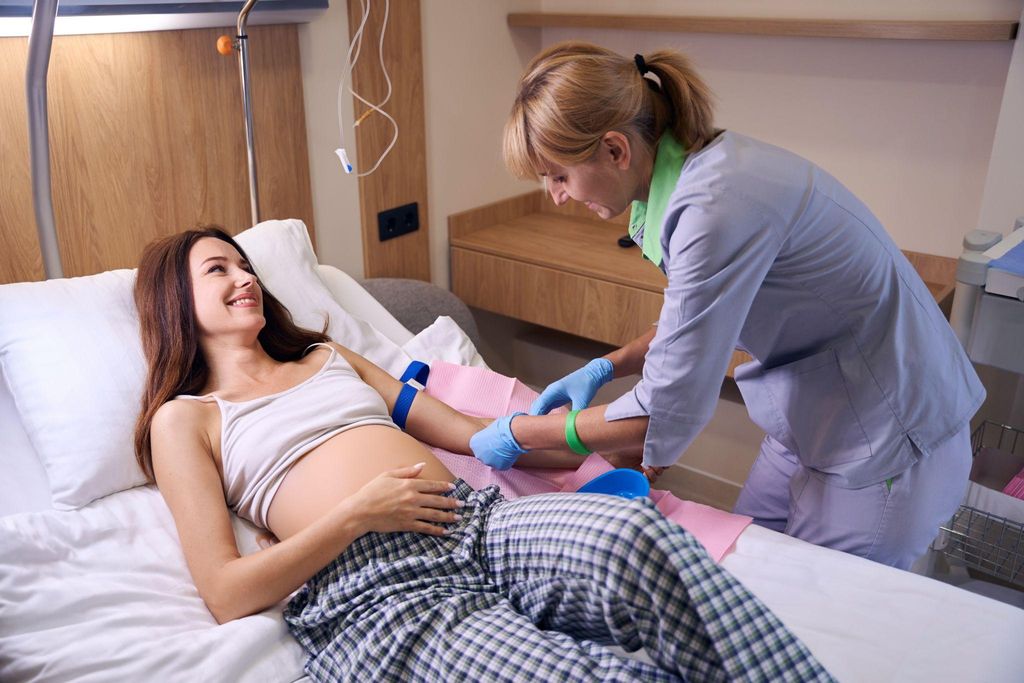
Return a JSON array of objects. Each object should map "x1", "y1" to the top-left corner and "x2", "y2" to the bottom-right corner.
[{"x1": 0, "y1": 24, "x2": 314, "y2": 284}]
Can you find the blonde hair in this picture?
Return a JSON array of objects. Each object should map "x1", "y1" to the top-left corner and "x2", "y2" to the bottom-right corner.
[{"x1": 503, "y1": 41, "x2": 715, "y2": 180}]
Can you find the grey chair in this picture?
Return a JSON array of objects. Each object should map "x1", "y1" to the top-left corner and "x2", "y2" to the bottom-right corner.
[{"x1": 358, "y1": 278, "x2": 481, "y2": 349}]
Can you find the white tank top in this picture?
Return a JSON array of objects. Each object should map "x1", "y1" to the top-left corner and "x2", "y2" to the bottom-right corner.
[{"x1": 176, "y1": 344, "x2": 397, "y2": 528}]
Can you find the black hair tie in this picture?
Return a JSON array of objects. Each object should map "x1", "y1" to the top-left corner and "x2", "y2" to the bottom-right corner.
[{"x1": 634, "y1": 54, "x2": 649, "y2": 76}]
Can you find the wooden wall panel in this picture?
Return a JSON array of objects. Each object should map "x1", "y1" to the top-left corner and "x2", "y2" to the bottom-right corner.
[
  {"x1": 0, "y1": 24, "x2": 313, "y2": 284},
  {"x1": 0, "y1": 40, "x2": 41, "y2": 283},
  {"x1": 347, "y1": 0, "x2": 430, "y2": 280}
]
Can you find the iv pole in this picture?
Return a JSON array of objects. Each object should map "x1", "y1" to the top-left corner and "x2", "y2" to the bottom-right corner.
[
  {"x1": 27, "y1": 0, "x2": 263, "y2": 279},
  {"x1": 218, "y1": 0, "x2": 261, "y2": 226},
  {"x1": 26, "y1": 0, "x2": 63, "y2": 279}
]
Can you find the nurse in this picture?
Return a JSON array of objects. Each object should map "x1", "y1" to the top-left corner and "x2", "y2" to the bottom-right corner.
[{"x1": 469, "y1": 41, "x2": 986, "y2": 569}]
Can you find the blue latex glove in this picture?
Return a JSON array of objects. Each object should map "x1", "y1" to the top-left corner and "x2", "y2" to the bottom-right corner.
[
  {"x1": 529, "y1": 358, "x2": 614, "y2": 416},
  {"x1": 470, "y1": 412, "x2": 526, "y2": 470}
]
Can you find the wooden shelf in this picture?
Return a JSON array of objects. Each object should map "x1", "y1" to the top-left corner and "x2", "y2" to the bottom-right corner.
[
  {"x1": 452, "y1": 214, "x2": 665, "y2": 294},
  {"x1": 449, "y1": 191, "x2": 957, "y2": 379},
  {"x1": 507, "y1": 13, "x2": 1019, "y2": 41}
]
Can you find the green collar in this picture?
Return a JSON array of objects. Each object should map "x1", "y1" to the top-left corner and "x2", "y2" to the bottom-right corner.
[{"x1": 628, "y1": 132, "x2": 687, "y2": 267}]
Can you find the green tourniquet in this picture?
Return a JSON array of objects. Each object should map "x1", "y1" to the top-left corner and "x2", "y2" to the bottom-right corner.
[
  {"x1": 628, "y1": 132, "x2": 687, "y2": 267},
  {"x1": 564, "y1": 409, "x2": 592, "y2": 456}
]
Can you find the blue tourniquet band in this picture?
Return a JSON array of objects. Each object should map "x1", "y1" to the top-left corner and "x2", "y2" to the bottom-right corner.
[
  {"x1": 400, "y1": 360, "x2": 430, "y2": 388},
  {"x1": 392, "y1": 383, "x2": 419, "y2": 430}
]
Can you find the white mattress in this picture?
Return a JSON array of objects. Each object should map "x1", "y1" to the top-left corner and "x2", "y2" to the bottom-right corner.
[
  {"x1": 724, "y1": 525, "x2": 1024, "y2": 682},
  {"x1": 3, "y1": 265, "x2": 1022, "y2": 682}
]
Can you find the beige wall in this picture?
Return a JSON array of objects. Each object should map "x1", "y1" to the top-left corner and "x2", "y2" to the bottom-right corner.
[
  {"x1": 538, "y1": 0, "x2": 1020, "y2": 257},
  {"x1": 421, "y1": 0, "x2": 542, "y2": 288},
  {"x1": 298, "y1": 0, "x2": 542, "y2": 285},
  {"x1": 302, "y1": 1, "x2": 1021, "y2": 272},
  {"x1": 978, "y1": 7, "x2": 1024, "y2": 234},
  {"x1": 296, "y1": 3, "x2": 364, "y2": 277}
]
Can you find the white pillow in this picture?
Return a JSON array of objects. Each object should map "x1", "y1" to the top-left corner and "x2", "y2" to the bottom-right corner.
[
  {"x1": 0, "y1": 269, "x2": 147, "y2": 509},
  {"x1": 402, "y1": 316, "x2": 487, "y2": 369},
  {"x1": 234, "y1": 220, "x2": 415, "y2": 377},
  {"x1": 0, "y1": 219, "x2": 423, "y2": 509}
]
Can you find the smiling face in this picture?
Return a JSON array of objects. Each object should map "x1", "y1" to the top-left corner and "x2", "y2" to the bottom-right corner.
[
  {"x1": 540, "y1": 131, "x2": 652, "y2": 220},
  {"x1": 188, "y1": 237, "x2": 265, "y2": 340}
]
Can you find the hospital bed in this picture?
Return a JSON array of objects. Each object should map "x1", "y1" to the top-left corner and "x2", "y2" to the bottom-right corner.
[{"x1": 1, "y1": 220, "x2": 1022, "y2": 682}]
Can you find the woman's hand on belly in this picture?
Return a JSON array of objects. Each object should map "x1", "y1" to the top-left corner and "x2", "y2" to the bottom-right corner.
[{"x1": 341, "y1": 462, "x2": 464, "y2": 537}]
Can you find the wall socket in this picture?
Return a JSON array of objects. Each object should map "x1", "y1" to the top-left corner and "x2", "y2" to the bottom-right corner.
[{"x1": 377, "y1": 202, "x2": 420, "y2": 242}]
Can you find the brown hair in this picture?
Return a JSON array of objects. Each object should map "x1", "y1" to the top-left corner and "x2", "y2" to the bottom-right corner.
[
  {"x1": 132, "y1": 226, "x2": 329, "y2": 480},
  {"x1": 503, "y1": 41, "x2": 715, "y2": 179}
]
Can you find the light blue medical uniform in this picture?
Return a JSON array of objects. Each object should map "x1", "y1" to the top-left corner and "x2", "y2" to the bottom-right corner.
[{"x1": 605, "y1": 131, "x2": 985, "y2": 568}]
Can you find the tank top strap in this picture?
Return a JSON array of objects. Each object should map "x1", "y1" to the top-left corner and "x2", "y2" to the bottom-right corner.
[
  {"x1": 303, "y1": 341, "x2": 336, "y2": 358},
  {"x1": 173, "y1": 393, "x2": 218, "y2": 403}
]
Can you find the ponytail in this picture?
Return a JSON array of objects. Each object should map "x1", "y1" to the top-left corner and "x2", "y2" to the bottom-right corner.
[
  {"x1": 503, "y1": 41, "x2": 715, "y2": 179},
  {"x1": 641, "y1": 49, "x2": 716, "y2": 153}
]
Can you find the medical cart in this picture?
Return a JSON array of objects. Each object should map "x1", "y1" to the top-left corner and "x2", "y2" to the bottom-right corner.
[{"x1": 933, "y1": 224, "x2": 1024, "y2": 601}]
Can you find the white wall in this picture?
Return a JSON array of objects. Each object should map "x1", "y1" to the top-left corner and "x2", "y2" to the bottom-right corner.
[
  {"x1": 299, "y1": 0, "x2": 1022, "y2": 272},
  {"x1": 538, "y1": 0, "x2": 1020, "y2": 257},
  {"x1": 420, "y1": 0, "x2": 542, "y2": 288},
  {"x1": 298, "y1": 0, "x2": 542, "y2": 285},
  {"x1": 297, "y1": 2, "x2": 364, "y2": 277},
  {"x1": 301, "y1": 1, "x2": 1021, "y2": 273},
  {"x1": 978, "y1": 7, "x2": 1024, "y2": 234},
  {"x1": 974, "y1": 8, "x2": 1024, "y2": 428}
]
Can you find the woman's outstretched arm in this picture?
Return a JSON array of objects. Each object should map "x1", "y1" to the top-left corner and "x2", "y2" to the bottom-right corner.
[
  {"x1": 332, "y1": 343, "x2": 616, "y2": 469},
  {"x1": 330, "y1": 343, "x2": 487, "y2": 453},
  {"x1": 150, "y1": 400, "x2": 459, "y2": 624}
]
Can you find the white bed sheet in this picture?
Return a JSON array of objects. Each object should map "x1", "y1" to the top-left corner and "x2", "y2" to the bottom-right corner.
[
  {"x1": 0, "y1": 486, "x2": 306, "y2": 682},
  {"x1": 3, "y1": 483, "x2": 1021, "y2": 682},
  {"x1": 724, "y1": 525, "x2": 1024, "y2": 682}
]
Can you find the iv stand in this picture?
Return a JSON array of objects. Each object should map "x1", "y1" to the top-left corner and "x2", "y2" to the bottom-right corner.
[
  {"x1": 218, "y1": 0, "x2": 261, "y2": 225},
  {"x1": 236, "y1": 0, "x2": 260, "y2": 226},
  {"x1": 26, "y1": 0, "x2": 63, "y2": 279}
]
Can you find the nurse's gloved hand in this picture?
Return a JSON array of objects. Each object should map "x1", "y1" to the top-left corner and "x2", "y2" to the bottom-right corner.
[
  {"x1": 529, "y1": 358, "x2": 614, "y2": 415},
  {"x1": 470, "y1": 413, "x2": 526, "y2": 470}
]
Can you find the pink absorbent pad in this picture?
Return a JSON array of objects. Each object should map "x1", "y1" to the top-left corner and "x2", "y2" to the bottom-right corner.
[
  {"x1": 423, "y1": 361, "x2": 752, "y2": 562},
  {"x1": 1004, "y1": 467, "x2": 1024, "y2": 500}
]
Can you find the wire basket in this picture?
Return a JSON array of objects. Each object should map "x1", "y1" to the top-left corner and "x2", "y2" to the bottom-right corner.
[
  {"x1": 970, "y1": 420, "x2": 1024, "y2": 460},
  {"x1": 941, "y1": 505, "x2": 1024, "y2": 588},
  {"x1": 938, "y1": 420, "x2": 1024, "y2": 588}
]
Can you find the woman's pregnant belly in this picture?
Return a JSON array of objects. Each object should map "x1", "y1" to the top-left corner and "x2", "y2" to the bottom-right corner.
[{"x1": 267, "y1": 425, "x2": 456, "y2": 540}]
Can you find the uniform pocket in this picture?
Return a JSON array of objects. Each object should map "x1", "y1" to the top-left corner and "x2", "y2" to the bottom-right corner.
[{"x1": 742, "y1": 347, "x2": 874, "y2": 472}]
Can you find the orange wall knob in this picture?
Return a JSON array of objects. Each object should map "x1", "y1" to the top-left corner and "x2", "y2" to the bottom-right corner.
[{"x1": 216, "y1": 35, "x2": 234, "y2": 56}]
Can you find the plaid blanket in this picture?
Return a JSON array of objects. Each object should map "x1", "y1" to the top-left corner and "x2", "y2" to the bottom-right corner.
[{"x1": 285, "y1": 482, "x2": 832, "y2": 682}]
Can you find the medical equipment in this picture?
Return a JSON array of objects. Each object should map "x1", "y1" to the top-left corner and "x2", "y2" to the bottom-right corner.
[
  {"x1": 336, "y1": 0, "x2": 398, "y2": 177},
  {"x1": 938, "y1": 420, "x2": 1024, "y2": 596},
  {"x1": 576, "y1": 468, "x2": 651, "y2": 499},
  {"x1": 26, "y1": 0, "x2": 62, "y2": 279},
  {"x1": 951, "y1": 224, "x2": 1024, "y2": 374},
  {"x1": 940, "y1": 222, "x2": 1024, "y2": 599},
  {"x1": 217, "y1": 0, "x2": 262, "y2": 225}
]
